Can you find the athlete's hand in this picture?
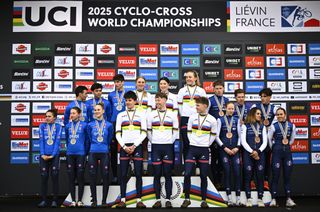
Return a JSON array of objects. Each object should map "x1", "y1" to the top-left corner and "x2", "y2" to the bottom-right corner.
[
  {"x1": 224, "y1": 147, "x2": 233, "y2": 156},
  {"x1": 250, "y1": 150, "x2": 258, "y2": 159},
  {"x1": 231, "y1": 148, "x2": 239, "y2": 155}
]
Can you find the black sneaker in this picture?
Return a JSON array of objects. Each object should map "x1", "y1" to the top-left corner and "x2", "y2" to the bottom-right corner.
[
  {"x1": 201, "y1": 201, "x2": 209, "y2": 208},
  {"x1": 165, "y1": 201, "x2": 173, "y2": 208},
  {"x1": 51, "y1": 201, "x2": 58, "y2": 208},
  {"x1": 91, "y1": 201, "x2": 97, "y2": 208},
  {"x1": 152, "y1": 201, "x2": 161, "y2": 208},
  {"x1": 181, "y1": 200, "x2": 191, "y2": 208},
  {"x1": 37, "y1": 200, "x2": 47, "y2": 208}
]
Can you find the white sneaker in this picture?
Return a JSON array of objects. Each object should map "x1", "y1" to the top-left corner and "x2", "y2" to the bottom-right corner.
[
  {"x1": 227, "y1": 198, "x2": 233, "y2": 206},
  {"x1": 270, "y1": 199, "x2": 277, "y2": 207},
  {"x1": 257, "y1": 198, "x2": 265, "y2": 207},
  {"x1": 77, "y1": 201, "x2": 84, "y2": 207},
  {"x1": 246, "y1": 198, "x2": 253, "y2": 207},
  {"x1": 70, "y1": 201, "x2": 76, "y2": 207},
  {"x1": 235, "y1": 198, "x2": 241, "y2": 206},
  {"x1": 195, "y1": 168, "x2": 200, "y2": 176},
  {"x1": 286, "y1": 198, "x2": 296, "y2": 207}
]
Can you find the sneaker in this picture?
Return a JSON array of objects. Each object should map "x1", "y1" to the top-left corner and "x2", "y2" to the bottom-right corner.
[
  {"x1": 69, "y1": 201, "x2": 76, "y2": 207},
  {"x1": 201, "y1": 201, "x2": 209, "y2": 208},
  {"x1": 152, "y1": 201, "x2": 162, "y2": 208},
  {"x1": 101, "y1": 202, "x2": 109, "y2": 208},
  {"x1": 116, "y1": 201, "x2": 126, "y2": 208},
  {"x1": 91, "y1": 201, "x2": 97, "y2": 208},
  {"x1": 165, "y1": 201, "x2": 172, "y2": 208},
  {"x1": 37, "y1": 200, "x2": 47, "y2": 208},
  {"x1": 51, "y1": 201, "x2": 58, "y2": 208},
  {"x1": 270, "y1": 199, "x2": 278, "y2": 207},
  {"x1": 246, "y1": 198, "x2": 253, "y2": 207},
  {"x1": 136, "y1": 201, "x2": 146, "y2": 209},
  {"x1": 235, "y1": 198, "x2": 241, "y2": 207},
  {"x1": 181, "y1": 199, "x2": 191, "y2": 208},
  {"x1": 227, "y1": 198, "x2": 234, "y2": 207},
  {"x1": 286, "y1": 198, "x2": 296, "y2": 207},
  {"x1": 264, "y1": 181, "x2": 269, "y2": 190},
  {"x1": 250, "y1": 181, "x2": 256, "y2": 190},
  {"x1": 77, "y1": 201, "x2": 84, "y2": 207},
  {"x1": 257, "y1": 198, "x2": 265, "y2": 207}
]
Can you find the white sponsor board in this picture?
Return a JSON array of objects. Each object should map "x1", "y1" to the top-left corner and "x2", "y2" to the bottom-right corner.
[
  {"x1": 11, "y1": 115, "x2": 30, "y2": 126},
  {"x1": 11, "y1": 102, "x2": 30, "y2": 113}
]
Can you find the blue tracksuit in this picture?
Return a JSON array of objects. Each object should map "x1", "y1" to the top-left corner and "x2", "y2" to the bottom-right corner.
[
  {"x1": 233, "y1": 102, "x2": 251, "y2": 122},
  {"x1": 86, "y1": 97, "x2": 112, "y2": 122},
  {"x1": 108, "y1": 90, "x2": 126, "y2": 123},
  {"x1": 65, "y1": 120, "x2": 89, "y2": 155},
  {"x1": 64, "y1": 100, "x2": 89, "y2": 126}
]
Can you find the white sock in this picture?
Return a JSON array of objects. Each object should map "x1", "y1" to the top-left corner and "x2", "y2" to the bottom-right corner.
[
  {"x1": 121, "y1": 198, "x2": 125, "y2": 202},
  {"x1": 228, "y1": 195, "x2": 232, "y2": 201},
  {"x1": 166, "y1": 199, "x2": 170, "y2": 202}
]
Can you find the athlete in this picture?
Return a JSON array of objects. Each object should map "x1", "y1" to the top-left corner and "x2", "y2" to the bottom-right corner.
[
  {"x1": 156, "y1": 77, "x2": 178, "y2": 116},
  {"x1": 233, "y1": 89, "x2": 250, "y2": 124}
]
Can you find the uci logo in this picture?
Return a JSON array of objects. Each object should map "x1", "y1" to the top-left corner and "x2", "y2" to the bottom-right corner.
[{"x1": 13, "y1": 1, "x2": 82, "y2": 32}]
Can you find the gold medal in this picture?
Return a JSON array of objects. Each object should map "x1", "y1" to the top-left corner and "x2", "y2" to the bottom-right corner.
[
  {"x1": 196, "y1": 130, "x2": 202, "y2": 137},
  {"x1": 282, "y1": 138, "x2": 289, "y2": 145},
  {"x1": 263, "y1": 119, "x2": 270, "y2": 126},
  {"x1": 47, "y1": 139, "x2": 53, "y2": 145},
  {"x1": 128, "y1": 124, "x2": 134, "y2": 131},
  {"x1": 226, "y1": 132, "x2": 233, "y2": 139},
  {"x1": 71, "y1": 138, "x2": 76, "y2": 145},
  {"x1": 255, "y1": 136, "x2": 261, "y2": 143},
  {"x1": 97, "y1": 136, "x2": 103, "y2": 142},
  {"x1": 159, "y1": 126, "x2": 165, "y2": 132},
  {"x1": 219, "y1": 111, "x2": 224, "y2": 117}
]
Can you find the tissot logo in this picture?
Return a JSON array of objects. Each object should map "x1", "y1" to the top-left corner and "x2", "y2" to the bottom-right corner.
[
  {"x1": 97, "y1": 56, "x2": 115, "y2": 67},
  {"x1": 118, "y1": 56, "x2": 136, "y2": 67},
  {"x1": 224, "y1": 57, "x2": 242, "y2": 67},
  {"x1": 288, "y1": 102, "x2": 307, "y2": 114},
  {"x1": 289, "y1": 115, "x2": 308, "y2": 127},
  {"x1": 33, "y1": 56, "x2": 52, "y2": 67},
  {"x1": 224, "y1": 44, "x2": 242, "y2": 54},
  {"x1": 12, "y1": 69, "x2": 31, "y2": 80},
  {"x1": 139, "y1": 44, "x2": 158, "y2": 55},
  {"x1": 203, "y1": 70, "x2": 221, "y2": 79},
  {"x1": 118, "y1": 44, "x2": 136, "y2": 54},
  {"x1": 203, "y1": 57, "x2": 221, "y2": 67},
  {"x1": 55, "y1": 44, "x2": 73, "y2": 54},
  {"x1": 245, "y1": 44, "x2": 263, "y2": 54},
  {"x1": 13, "y1": 1, "x2": 82, "y2": 32}
]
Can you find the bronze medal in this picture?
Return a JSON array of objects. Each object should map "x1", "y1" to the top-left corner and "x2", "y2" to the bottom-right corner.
[
  {"x1": 263, "y1": 119, "x2": 269, "y2": 126},
  {"x1": 219, "y1": 111, "x2": 224, "y2": 117},
  {"x1": 226, "y1": 132, "x2": 233, "y2": 139},
  {"x1": 255, "y1": 136, "x2": 261, "y2": 143},
  {"x1": 282, "y1": 138, "x2": 289, "y2": 145}
]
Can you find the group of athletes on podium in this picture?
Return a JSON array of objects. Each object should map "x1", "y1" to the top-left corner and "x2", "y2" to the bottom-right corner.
[{"x1": 38, "y1": 70, "x2": 297, "y2": 208}]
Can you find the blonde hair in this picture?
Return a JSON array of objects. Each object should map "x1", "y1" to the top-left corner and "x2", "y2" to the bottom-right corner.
[
  {"x1": 136, "y1": 76, "x2": 147, "y2": 97},
  {"x1": 245, "y1": 107, "x2": 262, "y2": 124},
  {"x1": 186, "y1": 70, "x2": 201, "y2": 86}
]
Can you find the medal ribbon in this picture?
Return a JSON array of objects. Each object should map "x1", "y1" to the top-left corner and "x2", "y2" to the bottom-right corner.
[
  {"x1": 224, "y1": 115, "x2": 234, "y2": 133},
  {"x1": 71, "y1": 121, "x2": 80, "y2": 139},
  {"x1": 95, "y1": 119, "x2": 105, "y2": 137},
  {"x1": 197, "y1": 114, "x2": 208, "y2": 131},
  {"x1": 261, "y1": 104, "x2": 271, "y2": 120},
  {"x1": 187, "y1": 85, "x2": 197, "y2": 101},
  {"x1": 213, "y1": 95, "x2": 224, "y2": 113},
  {"x1": 126, "y1": 109, "x2": 136, "y2": 126},
  {"x1": 250, "y1": 123, "x2": 260, "y2": 138},
  {"x1": 157, "y1": 109, "x2": 167, "y2": 126},
  {"x1": 278, "y1": 121, "x2": 288, "y2": 139},
  {"x1": 47, "y1": 123, "x2": 55, "y2": 141},
  {"x1": 236, "y1": 104, "x2": 245, "y2": 120}
]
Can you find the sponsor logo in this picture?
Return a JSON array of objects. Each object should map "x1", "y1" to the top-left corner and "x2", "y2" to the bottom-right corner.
[
  {"x1": 245, "y1": 81, "x2": 265, "y2": 93},
  {"x1": 202, "y1": 44, "x2": 221, "y2": 55},
  {"x1": 288, "y1": 102, "x2": 308, "y2": 114},
  {"x1": 139, "y1": 69, "x2": 158, "y2": 80},
  {"x1": 32, "y1": 140, "x2": 40, "y2": 151},
  {"x1": 311, "y1": 127, "x2": 320, "y2": 139},
  {"x1": 55, "y1": 44, "x2": 73, "y2": 54},
  {"x1": 118, "y1": 44, "x2": 136, "y2": 54},
  {"x1": 32, "y1": 114, "x2": 46, "y2": 127},
  {"x1": 311, "y1": 140, "x2": 320, "y2": 151},
  {"x1": 96, "y1": 69, "x2": 115, "y2": 80},
  {"x1": 309, "y1": 81, "x2": 320, "y2": 93},
  {"x1": 311, "y1": 115, "x2": 320, "y2": 126},
  {"x1": 160, "y1": 44, "x2": 179, "y2": 55},
  {"x1": 245, "y1": 56, "x2": 264, "y2": 68},
  {"x1": 182, "y1": 56, "x2": 200, "y2": 67},
  {"x1": 124, "y1": 81, "x2": 136, "y2": 91},
  {"x1": 289, "y1": 115, "x2": 308, "y2": 127},
  {"x1": 98, "y1": 81, "x2": 115, "y2": 93},
  {"x1": 33, "y1": 44, "x2": 52, "y2": 53},
  {"x1": 288, "y1": 68, "x2": 307, "y2": 79},
  {"x1": 118, "y1": 56, "x2": 136, "y2": 67},
  {"x1": 160, "y1": 57, "x2": 179, "y2": 68},
  {"x1": 33, "y1": 68, "x2": 52, "y2": 80},
  {"x1": 160, "y1": 69, "x2": 179, "y2": 80},
  {"x1": 287, "y1": 43, "x2": 306, "y2": 55},
  {"x1": 11, "y1": 140, "x2": 30, "y2": 151},
  {"x1": 54, "y1": 68, "x2": 72, "y2": 80},
  {"x1": 33, "y1": 102, "x2": 51, "y2": 113},
  {"x1": 267, "y1": 81, "x2": 286, "y2": 93},
  {"x1": 33, "y1": 81, "x2": 51, "y2": 92},
  {"x1": 12, "y1": 81, "x2": 30, "y2": 92},
  {"x1": 12, "y1": 69, "x2": 31, "y2": 80},
  {"x1": 11, "y1": 102, "x2": 30, "y2": 113},
  {"x1": 11, "y1": 115, "x2": 30, "y2": 126},
  {"x1": 292, "y1": 153, "x2": 309, "y2": 165},
  {"x1": 11, "y1": 127, "x2": 30, "y2": 139},
  {"x1": 139, "y1": 56, "x2": 158, "y2": 68},
  {"x1": 310, "y1": 102, "x2": 320, "y2": 113},
  {"x1": 224, "y1": 44, "x2": 242, "y2": 54},
  {"x1": 181, "y1": 44, "x2": 200, "y2": 55},
  {"x1": 203, "y1": 81, "x2": 214, "y2": 93},
  {"x1": 53, "y1": 102, "x2": 68, "y2": 114},
  {"x1": 203, "y1": 57, "x2": 221, "y2": 67},
  {"x1": 281, "y1": 5, "x2": 319, "y2": 28},
  {"x1": 97, "y1": 44, "x2": 115, "y2": 55},
  {"x1": 224, "y1": 69, "x2": 243, "y2": 80},
  {"x1": 309, "y1": 68, "x2": 320, "y2": 79},
  {"x1": 311, "y1": 153, "x2": 320, "y2": 164},
  {"x1": 224, "y1": 81, "x2": 243, "y2": 93},
  {"x1": 32, "y1": 153, "x2": 40, "y2": 164},
  {"x1": 75, "y1": 69, "x2": 94, "y2": 80},
  {"x1": 295, "y1": 127, "x2": 308, "y2": 139},
  {"x1": 266, "y1": 44, "x2": 285, "y2": 55},
  {"x1": 34, "y1": 56, "x2": 52, "y2": 67},
  {"x1": 309, "y1": 43, "x2": 320, "y2": 54},
  {"x1": 203, "y1": 69, "x2": 221, "y2": 80},
  {"x1": 97, "y1": 56, "x2": 115, "y2": 67},
  {"x1": 13, "y1": 58, "x2": 31, "y2": 66},
  {"x1": 76, "y1": 56, "x2": 94, "y2": 67},
  {"x1": 117, "y1": 69, "x2": 137, "y2": 80},
  {"x1": 144, "y1": 81, "x2": 158, "y2": 93},
  {"x1": 13, "y1": 1, "x2": 82, "y2": 32},
  {"x1": 224, "y1": 57, "x2": 242, "y2": 67},
  {"x1": 54, "y1": 56, "x2": 73, "y2": 67},
  {"x1": 290, "y1": 140, "x2": 309, "y2": 152},
  {"x1": 54, "y1": 81, "x2": 73, "y2": 92},
  {"x1": 75, "y1": 44, "x2": 94, "y2": 55},
  {"x1": 10, "y1": 153, "x2": 29, "y2": 164},
  {"x1": 266, "y1": 69, "x2": 286, "y2": 80},
  {"x1": 245, "y1": 69, "x2": 264, "y2": 80},
  {"x1": 273, "y1": 102, "x2": 287, "y2": 111},
  {"x1": 32, "y1": 127, "x2": 40, "y2": 139},
  {"x1": 309, "y1": 56, "x2": 320, "y2": 67},
  {"x1": 266, "y1": 56, "x2": 285, "y2": 67},
  {"x1": 75, "y1": 81, "x2": 93, "y2": 91},
  {"x1": 139, "y1": 44, "x2": 158, "y2": 55},
  {"x1": 168, "y1": 81, "x2": 179, "y2": 93},
  {"x1": 288, "y1": 81, "x2": 307, "y2": 93},
  {"x1": 12, "y1": 43, "x2": 31, "y2": 54},
  {"x1": 245, "y1": 44, "x2": 263, "y2": 54},
  {"x1": 287, "y1": 56, "x2": 307, "y2": 67}
]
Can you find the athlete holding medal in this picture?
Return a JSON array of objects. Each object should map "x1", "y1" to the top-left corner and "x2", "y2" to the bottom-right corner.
[
  {"x1": 268, "y1": 108, "x2": 297, "y2": 207},
  {"x1": 241, "y1": 108, "x2": 268, "y2": 207},
  {"x1": 65, "y1": 107, "x2": 89, "y2": 207},
  {"x1": 87, "y1": 103, "x2": 113, "y2": 208},
  {"x1": 38, "y1": 109, "x2": 62, "y2": 208}
]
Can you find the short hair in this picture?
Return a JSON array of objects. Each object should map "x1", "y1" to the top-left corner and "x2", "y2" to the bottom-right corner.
[
  {"x1": 234, "y1": 88, "x2": 245, "y2": 97},
  {"x1": 214, "y1": 80, "x2": 224, "y2": 87},
  {"x1": 155, "y1": 92, "x2": 168, "y2": 100},
  {"x1": 195, "y1": 97, "x2": 209, "y2": 106},
  {"x1": 46, "y1": 109, "x2": 58, "y2": 118},
  {"x1": 245, "y1": 107, "x2": 262, "y2": 124},
  {"x1": 159, "y1": 77, "x2": 170, "y2": 85},
  {"x1": 90, "y1": 83, "x2": 103, "y2": 91},
  {"x1": 113, "y1": 74, "x2": 124, "y2": 82},
  {"x1": 259, "y1": 88, "x2": 273, "y2": 97},
  {"x1": 276, "y1": 107, "x2": 287, "y2": 115},
  {"x1": 75, "y1": 86, "x2": 88, "y2": 97},
  {"x1": 71, "y1": 106, "x2": 81, "y2": 114},
  {"x1": 124, "y1": 91, "x2": 137, "y2": 101}
]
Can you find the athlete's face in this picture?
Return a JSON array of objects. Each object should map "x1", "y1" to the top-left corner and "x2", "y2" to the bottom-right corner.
[
  {"x1": 126, "y1": 98, "x2": 136, "y2": 110},
  {"x1": 260, "y1": 94, "x2": 271, "y2": 104},
  {"x1": 196, "y1": 103, "x2": 208, "y2": 114},
  {"x1": 276, "y1": 110, "x2": 286, "y2": 122},
  {"x1": 114, "y1": 80, "x2": 124, "y2": 90},
  {"x1": 214, "y1": 85, "x2": 224, "y2": 96},
  {"x1": 70, "y1": 109, "x2": 80, "y2": 121},
  {"x1": 185, "y1": 72, "x2": 196, "y2": 86},
  {"x1": 79, "y1": 90, "x2": 88, "y2": 101},
  {"x1": 226, "y1": 104, "x2": 235, "y2": 116},
  {"x1": 94, "y1": 105, "x2": 104, "y2": 119},
  {"x1": 255, "y1": 110, "x2": 262, "y2": 122},
  {"x1": 93, "y1": 88, "x2": 102, "y2": 98},
  {"x1": 235, "y1": 92, "x2": 245, "y2": 105},
  {"x1": 45, "y1": 112, "x2": 56, "y2": 124},
  {"x1": 136, "y1": 78, "x2": 146, "y2": 91},
  {"x1": 155, "y1": 97, "x2": 167, "y2": 109},
  {"x1": 159, "y1": 80, "x2": 169, "y2": 93}
]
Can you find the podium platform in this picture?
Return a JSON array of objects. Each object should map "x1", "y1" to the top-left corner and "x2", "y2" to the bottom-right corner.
[{"x1": 63, "y1": 176, "x2": 271, "y2": 208}]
